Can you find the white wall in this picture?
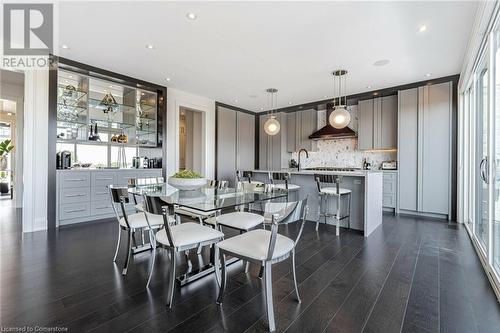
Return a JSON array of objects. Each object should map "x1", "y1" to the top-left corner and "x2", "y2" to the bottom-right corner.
[
  {"x1": 22, "y1": 70, "x2": 49, "y2": 232},
  {"x1": 166, "y1": 88, "x2": 215, "y2": 179}
]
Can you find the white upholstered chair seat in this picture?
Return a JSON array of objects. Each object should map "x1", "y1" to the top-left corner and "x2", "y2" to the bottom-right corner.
[
  {"x1": 205, "y1": 212, "x2": 264, "y2": 230},
  {"x1": 216, "y1": 229, "x2": 294, "y2": 261},
  {"x1": 273, "y1": 183, "x2": 300, "y2": 191},
  {"x1": 320, "y1": 187, "x2": 351, "y2": 195},
  {"x1": 119, "y1": 212, "x2": 171, "y2": 229},
  {"x1": 155, "y1": 222, "x2": 224, "y2": 248},
  {"x1": 134, "y1": 203, "x2": 145, "y2": 211}
]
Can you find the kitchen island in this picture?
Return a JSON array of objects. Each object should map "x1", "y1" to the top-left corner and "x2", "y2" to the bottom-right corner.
[{"x1": 251, "y1": 169, "x2": 383, "y2": 237}]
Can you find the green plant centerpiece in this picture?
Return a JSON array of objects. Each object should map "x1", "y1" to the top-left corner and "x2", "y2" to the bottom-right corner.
[
  {"x1": 168, "y1": 170, "x2": 206, "y2": 191},
  {"x1": 0, "y1": 139, "x2": 14, "y2": 171}
]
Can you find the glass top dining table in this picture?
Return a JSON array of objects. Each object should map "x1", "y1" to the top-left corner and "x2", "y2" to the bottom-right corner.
[{"x1": 128, "y1": 183, "x2": 288, "y2": 212}]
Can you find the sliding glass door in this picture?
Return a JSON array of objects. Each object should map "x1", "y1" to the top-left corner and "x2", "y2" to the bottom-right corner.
[{"x1": 476, "y1": 61, "x2": 490, "y2": 252}]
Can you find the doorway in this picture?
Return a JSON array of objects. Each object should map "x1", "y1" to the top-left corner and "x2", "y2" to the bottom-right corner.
[
  {"x1": 0, "y1": 69, "x2": 24, "y2": 210},
  {"x1": 179, "y1": 107, "x2": 203, "y2": 174}
]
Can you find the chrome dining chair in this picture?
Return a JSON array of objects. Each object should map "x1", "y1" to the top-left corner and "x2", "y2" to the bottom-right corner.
[
  {"x1": 109, "y1": 185, "x2": 168, "y2": 275},
  {"x1": 128, "y1": 177, "x2": 165, "y2": 212},
  {"x1": 215, "y1": 197, "x2": 308, "y2": 332},
  {"x1": 143, "y1": 194, "x2": 225, "y2": 307}
]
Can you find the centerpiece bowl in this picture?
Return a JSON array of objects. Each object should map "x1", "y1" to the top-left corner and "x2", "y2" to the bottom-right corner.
[{"x1": 168, "y1": 170, "x2": 206, "y2": 191}]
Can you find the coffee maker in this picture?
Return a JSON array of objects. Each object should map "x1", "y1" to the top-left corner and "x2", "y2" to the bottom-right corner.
[{"x1": 56, "y1": 151, "x2": 72, "y2": 169}]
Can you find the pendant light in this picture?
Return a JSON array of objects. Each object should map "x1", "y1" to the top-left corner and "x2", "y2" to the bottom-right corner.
[
  {"x1": 329, "y1": 70, "x2": 351, "y2": 129},
  {"x1": 264, "y1": 88, "x2": 280, "y2": 135}
]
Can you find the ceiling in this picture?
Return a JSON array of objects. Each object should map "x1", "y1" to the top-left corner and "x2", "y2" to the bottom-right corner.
[{"x1": 58, "y1": 1, "x2": 477, "y2": 112}]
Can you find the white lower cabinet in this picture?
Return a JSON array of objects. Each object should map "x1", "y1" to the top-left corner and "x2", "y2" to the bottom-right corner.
[
  {"x1": 57, "y1": 169, "x2": 162, "y2": 226},
  {"x1": 382, "y1": 171, "x2": 397, "y2": 209}
]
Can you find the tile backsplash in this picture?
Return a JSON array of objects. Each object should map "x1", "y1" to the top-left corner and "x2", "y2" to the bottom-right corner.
[{"x1": 292, "y1": 139, "x2": 396, "y2": 169}]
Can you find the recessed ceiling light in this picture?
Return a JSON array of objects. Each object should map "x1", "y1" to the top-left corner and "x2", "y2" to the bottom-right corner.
[
  {"x1": 288, "y1": 102, "x2": 292, "y2": 105},
  {"x1": 68, "y1": 75, "x2": 73, "y2": 79},
  {"x1": 373, "y1": 59, "x2": 390, "y2": 67},
  {"x1": 109, "y1": 85, "x2": 113, "y2": 88},
  {"x1": 166, "y1": 78, "x2": 171, "y2": 82},
  {"x1": 7, "y1": 113, "x2": 12, "y2": 116},
  {"x1": 146, "y1": 44, "x2": 155, "y2": 49},
  {"x1": 260, "y1": 107, "x2": 264, "y2": 111},
  {"x1": 366, "y1": 85, "x2": 372, "y2": 89},
  {"x1": 419, "y1": 25, "x2": 427, "y2": 33},
  {"x1": 425, "y1": 73, "x2": 432, "y2": 77},
  {"x1": 234, "y1": 99, "x2": 238, "y2": 103},
  {"x1": 186, "y1": 12, "x2": 197, "y2": 20},
  {"x1": 61, "y1": 44, "x2": 69, "y2": 49},
  {"x1": 323, "y1": 95, "x2": 328, "y2": 98}
]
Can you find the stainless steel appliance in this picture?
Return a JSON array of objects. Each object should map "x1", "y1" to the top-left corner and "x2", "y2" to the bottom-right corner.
[
  {"x1": 381, "y1": 161, "x2": 397, "y2": 170},
  {"x1": 56, "y1": 151, "x2": 72, "y2": 169}
]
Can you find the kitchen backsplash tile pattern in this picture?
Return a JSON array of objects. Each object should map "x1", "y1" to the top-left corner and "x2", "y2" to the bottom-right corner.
[
  {"x1": 291, "y1": 108, "x2": 395, "y2": 169},
  {"x1": 292, "y1": 139, "x2": 396, "y2": 169}
]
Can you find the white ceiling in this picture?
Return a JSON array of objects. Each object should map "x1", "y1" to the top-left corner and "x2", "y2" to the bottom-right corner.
[{"x1": 58, "y1": 1, "x2": 477, "y2": 112}]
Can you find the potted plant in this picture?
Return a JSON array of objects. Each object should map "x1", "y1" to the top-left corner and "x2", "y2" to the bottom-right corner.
[
  {"x1": 168, "y1": 170, "x2": 206, "y2": 191},
  {"x1": 0, "y1": 171, "x2": 9, "y2": 194},
  {"x1": 0, "y1": 139, "x2": 14, "y2": 171}
]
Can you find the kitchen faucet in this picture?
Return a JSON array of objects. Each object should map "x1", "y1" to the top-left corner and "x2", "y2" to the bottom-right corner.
[{"x1": 297, "y1": 148, "x2": 309, "y2": 171}]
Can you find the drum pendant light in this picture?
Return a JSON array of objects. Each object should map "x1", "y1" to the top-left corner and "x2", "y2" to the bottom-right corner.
[
  {"x1": 329, "y1": 70, "x2": 351, "y2": 129},
  {"x1": 263, "y1": 88, "x2": 280, "y2": 135}
]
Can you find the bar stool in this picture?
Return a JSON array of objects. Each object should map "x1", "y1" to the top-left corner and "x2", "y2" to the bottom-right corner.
[
  {"x1": 236, "y1": 170, "x2": 264, "y2": 212},
  {"x1": 236, "y1": 170, "x2": 263, "y2": 185},
  {"x1": 268, "y1": 172, "x2": 300, "y2": 201},
  {"x1": 314, "y1": 174, "x2": 351, "y2": 236}
]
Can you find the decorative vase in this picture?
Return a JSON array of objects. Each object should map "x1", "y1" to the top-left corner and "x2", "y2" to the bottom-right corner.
[
  {"x1": 0, "y1": 182, "x2": 8, "y2": 194},
  {"x1": 0, "y1": 156, "x2": 7, "y2": 171}
]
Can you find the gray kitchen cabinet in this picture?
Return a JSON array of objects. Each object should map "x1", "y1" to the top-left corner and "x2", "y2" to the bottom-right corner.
[
  {"x1": 358, "y1": 99, "x2": 374, "y2": 150},
  {"x1": 398, "y1": 82, "x2": 452, "y2": 217},
  {"x1": 358, "y1": 96, "x2": 397, "y2": 150},
  {"x1": 382, "y1": 171, "x2": 397, "y2": 209},
  {"x1": 379, "y1": 95, "x2": 398, "y2": 149},
  {"x1": 237, "y1": 111, "x2": 255, "y2": 171},
  {"x1": 286, "y1": 109, "x2": 317, "y2": 153},
  {"x1": 216, "y1": 106, "x2": 255, "y2": 185},
  {"x1": 420, "y1": 82, "x2": 452, "y2": 215},
  {"x1": 260, "y1": 113, "x2": 282, "y2": 170},
  {"x1": 398, "y1": 88, "x2": 419, "y2": 211},
  {"x1": 216, "y1": 106, "x2": 237, "y2": 184}
]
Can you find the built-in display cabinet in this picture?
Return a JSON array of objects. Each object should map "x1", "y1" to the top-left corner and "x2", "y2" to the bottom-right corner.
[{"x1": 57, "y1": 69, "x2": 159, "y2": 148}]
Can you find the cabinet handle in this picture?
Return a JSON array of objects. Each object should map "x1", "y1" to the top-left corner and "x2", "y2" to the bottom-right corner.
[
  {"x1": 95, "y1": 206, "x2": 111, "y2": 210},
  {"x1": 96, "y1": 177, "x2": 113, "y2": 180},
  {"x1": 96, "y1": 192, "x2": 108, "y2": 195},
  {"x1": 66, "y1": 193, "x2": 87, "y2": 198},
  {"x1": 66, "y1": 208, "x2": 86, "y2": 213},
  {"x1": 67, "y1": 178, "x2": 86, "y2": 181}
]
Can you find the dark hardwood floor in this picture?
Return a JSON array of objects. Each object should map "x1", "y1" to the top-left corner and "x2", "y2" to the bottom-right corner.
[{"x1": 1, "y1": 206, "x2": 500, "y2": 333}]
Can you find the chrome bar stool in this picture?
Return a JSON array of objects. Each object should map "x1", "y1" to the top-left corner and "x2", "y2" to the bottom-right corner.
[
  {"x1": 236, "y1": 170, "x2": 262, "y2": 185},
  {"x1": 268, "y1": 171, "x2": 300, "y2": 201},
  {"x1": 314, "y1": 174, "x2": 351, "y2": 236}
]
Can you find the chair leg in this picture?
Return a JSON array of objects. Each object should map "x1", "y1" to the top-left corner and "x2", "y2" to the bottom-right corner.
[
  {"x1": 292, "y1": 249, "x2": 301, "y2": 303},
  {"x1": 216, "y1": 253, "x2": 227, "y2": 305},
  {"x1": 146, "y1": 231, "x2": 156, "y2": 288},
  {"x1": 122, "y1": 230, "x2": 132, "y2": 275},
  {"x1": 196, "y1": 243, "x2": 202, "y2": 255},
  {"x1": 214, "y1": 245, "x2": 221, "y2": 286},
  {"x1": 258, "y1": 264, "x2": 264, "y2": 279},
  {"x1": 113, "y1": 227, "x2": 121, "y2": 262},
  {"x1": 185, "y1": 250, "x2": 193, "y2": 271},
  {"x1": 336, "y1": 195, "x2": 341, "y2": 236},
  {"x1": 263, "y1": 262, "x2": 276, "y2": 332},
  {"x1": 166, "y1": 249, "x2": 176, "y2": 308},
  {"x1": 244, "y1": 261, "x2": 250, "y2": 274}
]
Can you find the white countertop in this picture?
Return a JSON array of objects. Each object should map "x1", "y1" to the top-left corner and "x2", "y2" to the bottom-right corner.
[{"x1": 252, "y1": 169, "x2": 383, "y2": 177}]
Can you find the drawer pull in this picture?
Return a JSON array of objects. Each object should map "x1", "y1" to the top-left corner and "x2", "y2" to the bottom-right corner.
[
  {"x1": 96, "y1": 177, "x2": 113, "y2": 180},
  {"x1": 67, "y1": 178, "x2": 86, "y2": 181},
  {"x1": 95, "y1": 206, "x2": 111, "y2": 210},
  {"x1": 96, "y1": 192, "x2": 108, "y2": 195},
  {"x1": 66, "y1": 208, "x2": 86, "y2": 213},
  {"x1": 66, "y1": 193, "x2": 87, "y2": 198}
]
